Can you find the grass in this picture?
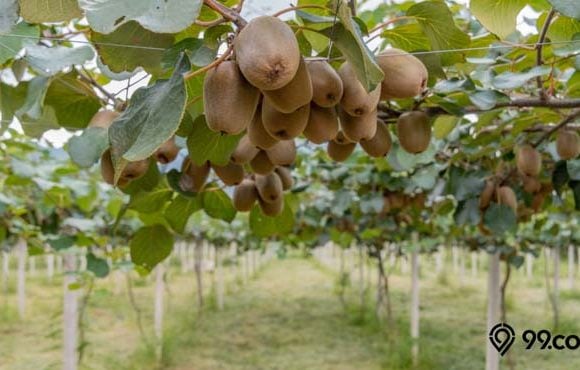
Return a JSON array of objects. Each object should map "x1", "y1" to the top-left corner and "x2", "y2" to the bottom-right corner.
[{"x1": 0, "y1": 250, "x2": 579, "y2": 369}]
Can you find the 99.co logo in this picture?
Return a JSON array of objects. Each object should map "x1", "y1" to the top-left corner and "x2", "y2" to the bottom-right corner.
[{"x1": 489, "y1": 323, "x2": 580, "y2": 356}]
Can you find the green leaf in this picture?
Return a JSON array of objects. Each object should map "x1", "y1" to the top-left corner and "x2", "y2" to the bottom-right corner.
[
  {"x1": 433, "y1": 115, "x2": 458, "y2": 139},
  {"x1": 470, "y1": 0, "x2": 528, "y2": 38},
  {"x1": 0, "y1": 22, "x2": 39, "y2": 65},
  {"x1": 552, "y1": 160, "x2": 570, "y2": 196},
  {"x1": 381, "y1": 23, "x2": 430, "y2": 52},
  {"x1": 446, "y1": 166, "x2": 486, "y2": 201},
  {"x1": 92, "y1": 21, "x2": 174, "y2": 74},
  {"x1": 25, "y1": 44, "x2": 94, "y2": 76},
  {"x1": 570, "y1": 180, "x2": 580, "y2": 210},
  {"x1": 484, "y1": 204, "x2": 517, "y2": 235},
  {"x1": 79, "y1": 0, "x2": 202, "y2": 34},
  {"x1": 0, "y1": 82, "x2": 27, "y2": 124},
  {"x1": 86, "y1": 253, "x2": 110, "y2": 278},
  {"x1": 492, "y1": 66, "x2": 551, "y2": 89},
  {"x1": 109, "y1": 55, "x2": 188, "y2": 176},
  {"x1": 129, "y1": 188, "x2": 173, "y2": 214},
  {"x1": 67, "y1": 127, "x2": 109, "y2": 167},
  {"x1": 202, "y1": 188, "x2": 236, "y2": 223},
  {"x1": 47, "y1": 236, "x2": 76, "y2": 251},
  {"x1": 454, "y1": 198, "x2": 481, "y2": 225},
  {"x1": 164, "y1": 195, "x2": 202, "y2": 234},
  {"x1": 121, "y1": 158, "x2": 160, "y2": 195},
  {"x1": 162, "y1": 38, "x2": 217, "y2": 69},
  {"x1": 567, "y1": 159, "x2": 580, "y2": 180},
  {"x1": 0, "y1": 0, "x2": 19, "y2": 33},
  {"x1": 19, "y1": 0, "x2": 82, "y2": 23},
  {"x1": 130, "y1": 224, "x2": 174, "y2": 271},
  {"x1": 249, "y1": 198, "x2": 295, "y2": 237},
  {"x1": 469, "y1": 90, "x2": 509, "y2": 110},
  {"x1": 547, "y1": 0, "x2": 580, "y2": 20},
  {"x1": 186, "y1": 115, "x2": 242, "y2": 166}
]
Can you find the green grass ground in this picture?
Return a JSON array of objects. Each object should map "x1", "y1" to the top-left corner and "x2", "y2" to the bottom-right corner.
[{"x1": 0, "y1": 251, "x2": 579, "y2": 370}]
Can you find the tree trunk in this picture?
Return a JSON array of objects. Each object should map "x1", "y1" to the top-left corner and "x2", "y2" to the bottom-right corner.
[
  {"x1": 46, "y1": 254, "x2": 55, "y2": 281},
  {"x1": 17, "y1": 239, "x2": 27, "y2": 319},
  {"x1": 410, "y1": 232, "x2": 420, "y2": 367},
  {"x1": 359, "y1": 245, "x2": 365, "y2": 318},
  {"x1": 216, "y1": 248, "x2": 224, "y2": 310},
  {"x1": 553, "y1": 247, "x2": 560, "y2": 329},
  {"x1": 154, "y1": 264, "x2": 165, "y2": 362},
  {"x1": 435, "y1": 248, "x2": 444, "y2": 275},
  {"x1": 452, "y1": 246, "x2": 459, "y2": 274},
  {"x1": 194, "y1": 242, "x2": 204, "y2": 309},
  {"x1": 2, "y1": 251, "x2": 9, "y2": 295},
  {"x1": 568, "y1": 245, "x2": 575, "y2": 290},
  {"x1": 486, "y1": 252, "x2": 501, "y2": 370},
  {"x1": 526, "y1": 253, "x2": 533, "y2": 280},
  {"x1": 471, "y1": 252, "x2": 478, "y2": 278},
  {"x1": 63, "y1": 254, "x2": 79, "y2": 370}
]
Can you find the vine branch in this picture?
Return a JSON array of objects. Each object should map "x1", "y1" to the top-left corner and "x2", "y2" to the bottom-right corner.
[
  {"x1": 183, "y1": 43, "x2": 234, "y2": 80},
  {"x1": 536, "y1": 9, "x2": 556, "y2": 100},
  {"x1": 532, "y1": 108, "x2": 580, "y2": 147},
  {"x1": 203, "y1": 0, "x2": 247, "y2": 28}
]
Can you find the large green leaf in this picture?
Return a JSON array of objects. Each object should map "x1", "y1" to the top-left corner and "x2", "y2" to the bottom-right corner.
[
  {"x1": 382, "y1": 23, "x2": 430, "y2": 52},
  {"x1": 67, "y1": 127, "x2": 108, "y2": 168},
  {"x1": 492, "y1": 66, "x2": 551, "y2": 89},
  {"x1": 130, "y1": 224, "x2": 174, "y2": 271},
  {"x1": 19, "y1": 0, "x2": 82, "y2": 23},
  {"x1": 483, "y1": 204, "x2": 517, "y2": 235},
  {"x1": 470, "y1": 0, "x2": 528, "y2": 38},
  {"x1": 129, "y1": 188, "x2": 173, "y2": 214},
  {"x1": 79, "y1": 0, "x2": 202, "y2": 34},
  {"x1": 15, "y1": 76, "x2": 49, "y2": 120},
  {"x1": 0, "y1": 22, "x2": 39, "y2": 65},
  {"x1": 186, "y1": 115, "x2": 242, "y2": 166},
  {"x1": 249, "y1": 198, "x2": 295, "y2": 237},
  {"x1": 0, "y1": 81, "x2": 27, "y2": 125},
  {"x1": 202, "y1": 188, "x2": 236, "y2": 223},
  {"x1": 109, "y1": 56, "x2": 188, "y2": 179},
  {"x1": 0, "y1": 0, "x2": 18, "y2": 33},
  {"x1": 86, "y1": 253, "x2": 110, "y2": 278},
  {"x1": 24, "y1": 44, "x2": 94, "y2": 76},
  {"x1": 92, "y1": 21, "x2": 174, "y2": 74},
  {"x1": 164, "y1": 194, "x2": 202, "y2": 234},
  {"x1": 548, "y1": 0, "x2": 580, "y2": 20}
]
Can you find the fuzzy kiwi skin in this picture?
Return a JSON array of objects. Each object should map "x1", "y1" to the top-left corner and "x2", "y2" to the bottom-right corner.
[
  {"x1": 498, "y1": 186, "x2": 518, "y2": 214},
  {"x1": 248, "y1": 109, "x2": 279, "y2": 149},
  {"x1": 360, "y1": 119, "x2": 392, "y2": 157},
  {"x1": 327, "y1": 140, "x2": 356, "y2": 162},
  {"x1": 334, "y1": 131, "x2": 354, "y2": 145},
  {"x1": 377, "y1": 48, "x2": 428, "y2": 100},
  {"x1": 266, "y1": 140, "x2": 296, "y2": 166},
  {"x1": 262, "y1": 58, "x2": 313, "y2": 114},
  {"x1": 154, "y1": 137, "x2": 180, "y2": 164},
  {"x1": 204, "y1": 60, "x2": 260, "y2": 135},
  {"x1": 479, "y1": 180, "x2": 495, "y2": 210},
  {"x1": 233, "y1": 179, "x2": 259, "y2": 212},
  {"x1": 262, "y1": 100, "x2": 310, "y2": 140},
  {"x1": 250, "y1": 150, "x2": 276, "y2": 175},
  {"x1": 339, "y1": 108, "x2": 378, "y2": 142},
  {"x1": 255, "y1": 172, "x2": 284, "y2": 204},
  {"x1": 212, "y1": 162, "x2": 245, "y2": 186},
  {"x1": 181, "y1": 157, "x2": 211, "y2": 192},
  {"x1": 258, "y1": 195, "x2": 284, "y2": 216},
  {"x1": 396, "y1": 111, "x2": 431, "y2": 154},
  {"x1": 89, "y1": 110, "x2": 119, "y2": 129},
  {"x1": 234, "y1": 16, "x2": 301, "y2": 91},
  {"x1": 101, "y1": 149, "x2": 149, "y2": 187},
  {"x1": 522, "y1": 174, "x2": 541, "y2": 194},
  {"x1": 338, "y1": 62, "x2": 381, "y2": 117},
  {"x1": 304, "y1": 104, "x2": 339, "y2": 144},
  {"x1": 516, "y1": 144, "x2": 542, "y2": 177},
  {"x1": 307, "y1": 60, "x2": 344, "y2": 108},
  {"x1": 231, "y1": 134, "x2": 259, "y2": 164},
  {"x1": 275, "y1": 166, "x2": 294, "y2": 190},
  {"x1": 556, "y1": 130, "x2": 580, "y2": 160}
]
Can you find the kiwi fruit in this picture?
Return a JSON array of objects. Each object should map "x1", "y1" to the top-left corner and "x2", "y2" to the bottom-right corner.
[
  {"x1": 248, "y1": 109, "x2": 279, "y2": 149},
  {"x1": 377, "y1": 49, "x2": 428, "y2": 100},
  {"x1": 181, "y1": 157, "x2": 210, "y2": 192},
  {"x1": 258, "y1": 195, "x2": 284, "y2": 217},
  {"x1": 234, "y1": 16, "x2": 301, "y2": 91},
  {"x1": 479, "y1": 180, "x2": 495, "y2": 210},
  {"x1": 262, "y1": 100, "x2": 310, "y2": 140},
  {"x1": 100, "y1": 149, "x2": 118, "y2": 186},
  {"x1": 516, "y1": 144, "x2": 542, "y2": 177},
  {"x1": 339, "y1": 108, "x2": 378, "y2": 142},
  {"x1": 307, "y1": 60, "x2": 344, "y2": 108},
  {"x1": 497, "y1": 186, "x2": 517, "y2": 214},
  {"x1": 233, "y1": 179, "x2": 259, "y2": 212},
  {"x1": 360, "y1": 119, "x2": 392, "y2": 157},
  {"x1": 327, "y1": 140, "x2": 356, "y2": 162},
  {"x1": 304, "y1": 104, "x2": 339, "y2": 144},
  {"x1": 250, "y1": 150, "x2": 275, "y2": 175},
  {"x1": 89, "y1": 110, "x2": 119, "y2": 129},
  {"x1": 262, "y1": 58, "x2": 313, "y2": 113},
  {"x1": 338, "y1": 61, "x2": 381, "y2": 117},
  {"x1": 522, "y1": 174, "x2": 541, "y2": 194},
  {"x1": 396, "y1": 111, "x2": 431, "y2": 154},
  {"x1": 204, "y1": 60, "x2": 260, "y2": 134},
  {"x1": 154, "y1": 137, "x2": 180, "y2": 164},
  {"x1": 266, "y1": 140, "x2": 296, "y2": 166},
  {"x1": 231, "y1": 134, "x2": 259, "y2": 164},
  {"x1": 255, "y1": 172, "x2": 284, "y2": 204},
  {"x1": 334, "y1": 131, "x2": 354, "y2": 145},
  {"x1": 212, "y1": 161, "x2": 245, "y2": 186},
  {"x1": 101, "y1": 149, "x2": 148, "y2": 187},
  {"x1": 275, "y1": 166, "x2": 294, "y2": 190},
  {"x1": 556, "y1": 130, "x2": 580, "y2": 160}
]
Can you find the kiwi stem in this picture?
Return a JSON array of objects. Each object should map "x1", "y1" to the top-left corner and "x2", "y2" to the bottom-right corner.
[
  {"x1": 535, "y1": 9, "x2": 556, "y2": 101},
  {"x1": 532, "y1": 108, "x2": 580, "y2": 147},
  {"x1": 183, "y1": 44, "x2": 234, "y2": 80},
  {"x1": 203, "y1": 0, "x2": 247, "y2": 28},
  {"x1": 271, "y1": 5, "x2": 330, "y2": 18},
  {"x1": 195, "y1": 17, "x2": 226, "y2": 27},
  {"x1": 368, "y1": 16, "x2": 413, "y2": 34},
  {"x1": 78, "y1": 67, "x2": 118, "y2": 105}
]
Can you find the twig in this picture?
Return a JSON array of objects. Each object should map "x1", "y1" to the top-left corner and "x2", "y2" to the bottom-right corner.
[
  {"x1": 126, "y1": 273, "x2": 154, "y2": 350},
  {"x1": 78, "y1": 67, "x2": 118, "y2": 104},
  {"x1": 77, "y1": 276, "x2": 94, "y2": 366},
  {"x1": 348, "y1": 0, "x2": 357, "y2": 16},
  {"x1": 532, "y1": 108, "x2": 580, "y2": 147},
  {"x1": 271, "y1": 5, "x2": 329, "y2": 18},
  {"x1": 536, "y1": 9, "x2": 556, "y2": 100},
  {"x1": 183, "y1": 44, "x2": 234, "y2": 80},
  {"x1": 369, "y1": 16, "x2": 413, "y2": 34},
  {"x1": 203, "y1": 0, "x2": 247, "y2": 28},
  {"x1": 195, "y1": 18, "x2": 227, "y2": 27}
]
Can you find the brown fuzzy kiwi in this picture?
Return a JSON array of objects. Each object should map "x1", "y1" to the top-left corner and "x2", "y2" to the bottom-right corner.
[
  {"x1": 338, "y1": 61, "x2": 381, "y2": 117},
  {"x1": 307, "y1": 60, "x2": 344, "y2": 108},
  {"x1": 479, "y1": 180, "x2": 495, "y2": 210},
  {"x1": 204, "y1": 60, "x2": 260, "y2": 134},
  {"x1": 388, "y1": 193, "x2": 405, "y2": 210},
  {"x1": 497, "y1": 186, "x2": 518, "y2": 214},
  {"x1": 181, "y1": 157, "x2": 211, "y2": 192},
  {"x1": 231, "y1": 134, "x2": 259, "y2": 164},
  {"x1": 265, "y1": 140, "x2": 296, "y2": 166},
  {"x1": 101, "y1": 149, "x2": 150, "y2": 187},
  {"x1": 396, "y1": 111, "x2": 431, "y2": 154},
  {"x1": 261, "y1": 100, "x2": 310, "y2": 140},
  {"x1": 100, "y1": 149, "x2": 118, "y2": 186},
  {"x1": 248, "y1": 109, "x2": 279, "y2": 149},
  {"x1": 304, "y1": 103, "x2": 339, "y2": 144},
  {"x1": 377, "y1": 48, "x2": 428, "y2": 100},
  {"x1": 234, "y1": 16, "x2": 300, "y2": 91},
  {"x1": 516, "y1": 144, "x2": 542, "y2": 177},
  {"x1": 233, "y1": 179, "x2": 259, "y2": 212},
  {"x1": 360, "y1": 119, "x2": 392, "y2": 157},
  {"x1": 327, "y1": 140, "x2": 356, "y2": 162},
  {"x1": 89, "y1": 110, "x2": 119, "y2": 129},
  {"x1": 522, "y1": 174, "x2": 541, "y2": 194},
  {"x1": 258, "y1": 195, "x2": 284, "y2": 216},
  {"x1": 212, "y1": 161, "x2": 245, "y2": 186},
  {"x1": 262, "y1": 58, "x2": 313, "y2": 113},
  {"x1": 250, "y1": 150, "x2": 275, "y2": 175},
  {"x1": 339, "y1": 108, "x2": 378, "y2": 142},
  {"x1": 334, "y1": 131, "x2": 354, "y2": 145},
  {"x1": 275, "y1": 166, "x2": 294, "y2": 190},
  {"x1": 556, "y1": 130, "x2": 580, "y2": 160},
  {"x1": 255, "y1": 172, "x2": 284, "y2": 204},
  {"x1": 154, "y1": 137, "x2": 180, "y2": 164}
]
